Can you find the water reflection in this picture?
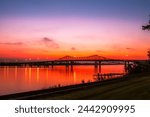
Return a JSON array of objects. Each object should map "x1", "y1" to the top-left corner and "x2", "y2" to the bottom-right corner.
[{"x1": 0, "y1": 65, "x2": 124, "y2": 95}]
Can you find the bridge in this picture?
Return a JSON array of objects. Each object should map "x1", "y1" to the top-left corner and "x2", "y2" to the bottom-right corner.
[{"x1": 0, "y1": 55, "x2": 148, "y2": 72}]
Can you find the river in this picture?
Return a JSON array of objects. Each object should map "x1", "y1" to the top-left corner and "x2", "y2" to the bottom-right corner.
[{"x1": 0, "y1": 65, "x2": 125, "y2": 96}]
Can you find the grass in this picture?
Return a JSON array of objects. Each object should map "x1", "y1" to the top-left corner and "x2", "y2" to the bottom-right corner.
[{"x1": 39, "y1": 73, "x2": 150, "y2": 100}]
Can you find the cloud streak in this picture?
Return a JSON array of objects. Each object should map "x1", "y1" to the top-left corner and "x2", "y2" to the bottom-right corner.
[
  {"x1": 41, "y1": 37, "x2": 59, "y2": 48},
  {"x1": 126, "y1": 48, "x2": 135, "y2": 51},
  {"x1": 96, "y1": 50, "x2": 103, "y2": 52},
  {"x1": 71, "y1": 47, "x2": 76, "y2": 50},
  {"x1": 0, "y1": 42, "x2": 23, "y2": 45}
]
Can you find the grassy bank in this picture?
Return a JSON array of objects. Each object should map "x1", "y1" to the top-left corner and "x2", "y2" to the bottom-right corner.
[{"x1": 39, "y1": 73, "x2": 150, "y2": 100}]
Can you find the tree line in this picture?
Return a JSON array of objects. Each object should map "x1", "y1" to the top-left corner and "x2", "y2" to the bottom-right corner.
[{"x1": 142, "y1": 17, "x2": 150, "y2": 60}]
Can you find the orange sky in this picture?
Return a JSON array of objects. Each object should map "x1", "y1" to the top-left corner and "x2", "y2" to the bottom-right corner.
[
  {"x1": 0, "y1": 1, "x2": 150, "y2": 61},
  {"x1": 0, "y1": 18, "x2": 149, "y2": 60}
]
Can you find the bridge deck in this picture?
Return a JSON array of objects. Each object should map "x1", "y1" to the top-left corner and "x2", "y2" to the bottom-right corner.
[{"x1": 0, "y1": 59, "x2": 148, "y2": 66}]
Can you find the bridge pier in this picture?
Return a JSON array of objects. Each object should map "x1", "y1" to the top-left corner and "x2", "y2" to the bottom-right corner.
[
  {"x1": 70, "y1": 61, "x2": 74, "y2": 72},
  {"x1": 51, "y1": 61, "x2": 54, "y2": 69},
  {"x1": 94, "y1": 61, "x2": 98, "y2": 73},
  {"x1": 94, "y1": 61, "x2": 98, "y2": 68},
  {"x1": 99, "y1": 61, "x2": 101, "y2": 73},
  {"x1": 124, "y1": 61, "x2": 130, "y2": 73},
  {"x1": 94, "y1": 61, "x2": 101, "y2": 73}
]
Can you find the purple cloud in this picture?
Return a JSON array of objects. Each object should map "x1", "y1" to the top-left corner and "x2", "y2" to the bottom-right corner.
[
  {"x1": 71, "y1": 47, "x2": 76, "y2": 50},
  {"x1": 43, "y1": 37, "x2": 53, "y2": 42},
  {"x1": 41, "y1": 37, "x2": 59, "y2": 48}
]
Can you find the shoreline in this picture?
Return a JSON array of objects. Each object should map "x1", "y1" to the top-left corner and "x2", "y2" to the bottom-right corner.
[{"x1": 0, "y1": 72, "x2": 149, "y2": 100}]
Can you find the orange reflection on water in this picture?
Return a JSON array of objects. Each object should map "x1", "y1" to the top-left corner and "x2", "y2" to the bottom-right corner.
[{"x1": 0, "y1": 65, "x2": 124, "y2": 95}]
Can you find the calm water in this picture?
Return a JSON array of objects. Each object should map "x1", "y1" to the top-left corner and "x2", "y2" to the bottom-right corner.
[{"x1": 0, "y1": 65, "x2": 124, "y2": 96}]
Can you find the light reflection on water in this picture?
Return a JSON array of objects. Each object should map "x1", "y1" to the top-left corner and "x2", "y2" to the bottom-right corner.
[{"x1": 0, "y1": 65, "x2": 124, "y2": 95}]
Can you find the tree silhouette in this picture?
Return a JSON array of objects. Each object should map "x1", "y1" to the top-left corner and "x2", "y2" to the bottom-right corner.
[
  {"x1": 142, "y1": 17, "x2": 150, "y2": 60},
  {"x1": 142, "y1": 24, "x2": 150, "y2": 30},
  {"x1": 142, "y1": 16, "x2": 150, "y2": 30},
  {"x1": 148, "y1": 49, "x2": 150, "y2": 60}
]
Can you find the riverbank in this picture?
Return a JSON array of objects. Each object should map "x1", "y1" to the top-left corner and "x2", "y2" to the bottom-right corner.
[
  {"x1": 1, "y1": 72, "x2": 150, "y2": 100},
  {"x1": 0, "y1": 75, "x2": 128, "y2": 99},
  {"x1": 40, "y1": 72, "x2": 150, "y2": 100}
]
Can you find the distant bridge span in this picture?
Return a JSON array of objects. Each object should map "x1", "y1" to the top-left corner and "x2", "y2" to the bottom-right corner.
[{"x1": 0, "y1": 55, "x2": 148, "y2": 67}]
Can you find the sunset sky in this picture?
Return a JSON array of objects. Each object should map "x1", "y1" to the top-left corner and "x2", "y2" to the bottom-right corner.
[{"x1": 0, "y1": 0, "x2": 150, "y2": 60}]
